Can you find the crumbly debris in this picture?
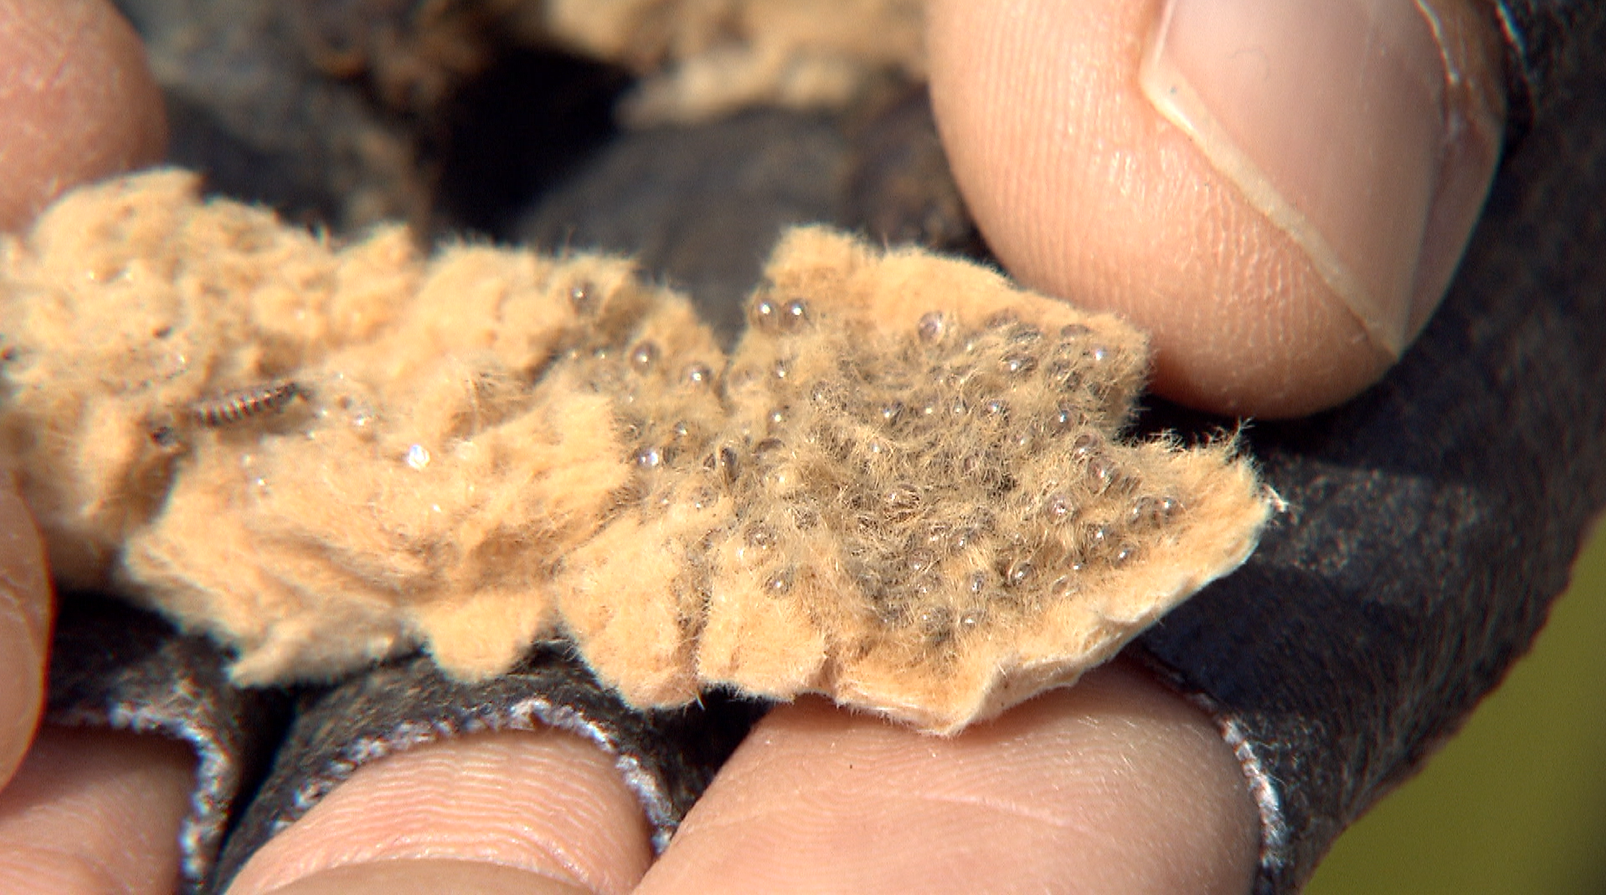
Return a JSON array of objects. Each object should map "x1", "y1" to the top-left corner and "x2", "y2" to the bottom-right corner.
[{"x1": 1, "y1": 171, "x2": 1272, "y2": 732}]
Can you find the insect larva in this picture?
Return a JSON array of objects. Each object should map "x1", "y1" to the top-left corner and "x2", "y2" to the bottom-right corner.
[{"x1": 191, "y1": 380, "x2": 302, "y2": 427}]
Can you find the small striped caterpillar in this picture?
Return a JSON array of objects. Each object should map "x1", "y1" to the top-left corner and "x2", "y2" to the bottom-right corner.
[{"x1": 190, "y1": 380, "x2": 302, "y2": 427}]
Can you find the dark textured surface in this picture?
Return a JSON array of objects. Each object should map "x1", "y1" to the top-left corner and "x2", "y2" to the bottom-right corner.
[
  {"x1": 45, "y1": 594, "x2": 290, "y2": 893},
  {"x1": 36, "y1": 4, "x2": 1606, "y2": 894},
  {"x1": 208, "y1": 648, "x2": 763, "y2": 893},
  {"x1": 1498, "y1": 0, "x2": 1606, "y2": 137},
  {"x1": 843, "y1": 85, "x2": 987, "y2": 259},
  {"x1": 518, "y1": 110, "x2": 851, "y2": 341},
  {"x1": 113, "y1": 0, "x2": 436, "y2": 231}
]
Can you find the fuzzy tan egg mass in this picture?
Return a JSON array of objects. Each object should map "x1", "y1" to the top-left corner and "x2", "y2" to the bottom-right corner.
[{"x1": 0, "y1": 171, "x2": 1273, "y2": 733}]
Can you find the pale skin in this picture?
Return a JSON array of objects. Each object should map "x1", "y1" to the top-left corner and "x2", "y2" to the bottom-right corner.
[{"x1": 0, "y1": 0, "x2": 1508, "y2": 892}]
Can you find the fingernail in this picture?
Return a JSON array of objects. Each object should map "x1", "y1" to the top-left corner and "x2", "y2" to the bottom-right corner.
[{"x1": 1142, "y1": 0, "x2": 1505, "y2": 356}]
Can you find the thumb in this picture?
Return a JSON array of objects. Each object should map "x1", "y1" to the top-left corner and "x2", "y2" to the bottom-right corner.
[{"x1": 928, "y1": 0, "x2": 1507, "y2": 417}]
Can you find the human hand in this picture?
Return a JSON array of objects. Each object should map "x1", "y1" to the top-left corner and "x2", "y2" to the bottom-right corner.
[
  {"x1": 0, "y1": 0, "x2": 1510, "y2": 892},
  {"x1": 0, "y1": 2, "x2": 178, "y2": 888},
  {"x1": 226, "y1": 2, "x2": 1509, "y2": 894}
]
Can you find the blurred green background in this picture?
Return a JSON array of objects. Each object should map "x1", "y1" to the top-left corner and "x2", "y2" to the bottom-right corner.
[{"x1": 1305, "y1": 519, "x2": 1606, "y2": 895}]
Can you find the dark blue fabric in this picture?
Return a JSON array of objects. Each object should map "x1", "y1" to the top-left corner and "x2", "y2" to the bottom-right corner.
[{"x1": 1497, "y1": 0, "x2": 1606, "y2": 137}]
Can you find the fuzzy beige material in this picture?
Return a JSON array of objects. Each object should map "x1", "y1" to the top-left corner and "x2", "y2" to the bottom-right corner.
[
  {"x1": 0, "y1": 171, "x2": 1273, "y2": 733},
  {"x1": 524, "y1": 0, "x2": 927, "y2": 125}
]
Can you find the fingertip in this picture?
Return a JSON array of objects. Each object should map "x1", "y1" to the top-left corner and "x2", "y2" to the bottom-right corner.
[
  {"x1": 252, "y1": 860, "x2": 594, "y2": 895},
  {"x1": 0, "y1": 474, "x2": 51, "y2": 785},
  {"x1": 928, "y1": 0, "x2": 1504, "y2": 417},
  {"x1": 225, "y1": 731, "x2": 654, "y2": 895},
  {"x1": 0, "y1": 0, "x2": 168, "y2": 233},
  {"x1": 0, "y1": 727, "x2": 197, "y2": 895},
  {"x1": 640, "y1": 663, "x2": 1259, "y2": 894}
]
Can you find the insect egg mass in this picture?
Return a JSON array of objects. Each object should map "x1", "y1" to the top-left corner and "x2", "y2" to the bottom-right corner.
[{"x1": 0, "y1": 172, "x2": 1274, "y2": 733}]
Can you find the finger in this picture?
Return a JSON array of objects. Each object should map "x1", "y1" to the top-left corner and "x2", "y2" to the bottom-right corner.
[
  {"x1": 928, "y1": 0, "x2": 1506, "y2": 417},
  {"x1": 636, "y1": 661, "x2": 1259, "y2": 894},
  {"x1": 0, "y1": 726, "x2": 195, "y2": 895},
  {"x1": 225, "y1": 730, "x2": 655, "y2": 895},
  {"x1": 0, "y1": 475, "x2": 50, "y2": 785},
  {"x1": 0, "y1": 0, "x2": 172, "y2": 795},
  {"x1": 0, "y1": 0, "x2": 167, "y2": 232}
]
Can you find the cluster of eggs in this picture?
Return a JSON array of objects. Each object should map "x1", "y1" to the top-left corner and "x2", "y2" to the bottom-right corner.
[{"x1": 2, "y1": 174, "x2": 1269, "y2": 732}]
